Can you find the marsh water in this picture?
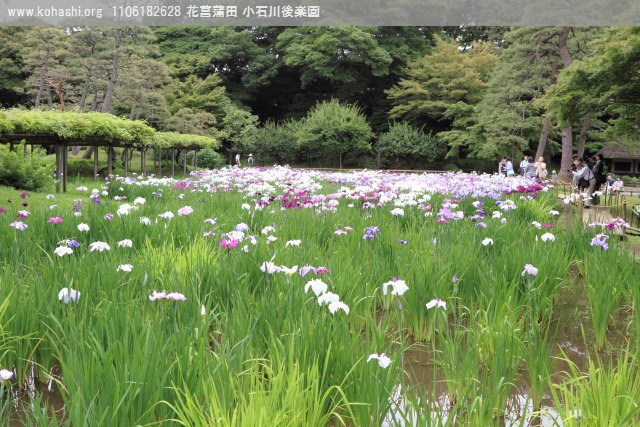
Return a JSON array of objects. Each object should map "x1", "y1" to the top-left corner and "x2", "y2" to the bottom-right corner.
[
  {"x1": 383, "y1": 204, "x2": 636, "y2": 426},
  {"x1": 384, "y1": 277, "x2": 633, "y2": 426}
]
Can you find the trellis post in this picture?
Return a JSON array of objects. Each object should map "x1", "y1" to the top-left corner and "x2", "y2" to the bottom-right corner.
[
  {"x1": 124, "y1": 147, "x2": 128, "y2": 177},
  {"x1": 183, "y1": 149, "x2": 187, "y2": 176},
  {"x1": 107, "y1": 146, "x2": 114, "y2": 177},
  {"x1": 93, "y1": 145, "x2": 99, "y2": 179},
  {"x1": 194, "y1": 148, "x2": 197, "y2": 171},
  {"x1": 62, "y1": 145, "x2": 68, "y2": 192},
  {"x1": 171, "y1": 149, "x2": 175, "y2": 177},
  {"x1": 55, "y1": 144, "x2": 64, "y2": 193}
]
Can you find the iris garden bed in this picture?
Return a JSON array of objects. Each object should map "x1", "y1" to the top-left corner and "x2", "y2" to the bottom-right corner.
[{"x1": 0, "y1": 167, "x2": 638, "y2": 426}]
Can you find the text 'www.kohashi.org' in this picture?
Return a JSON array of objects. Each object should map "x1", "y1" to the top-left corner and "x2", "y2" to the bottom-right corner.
[{"x1": 6, "y1": 5, "x2": 104, "y2": 19}]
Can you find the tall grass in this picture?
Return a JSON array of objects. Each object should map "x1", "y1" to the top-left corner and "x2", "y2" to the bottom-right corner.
[
  {"x1": 550, "y1": 349, "x2": 640, "y2": 425},
  {"x1": 0, "y1": 170, "x2": 637, "y2": 425}
]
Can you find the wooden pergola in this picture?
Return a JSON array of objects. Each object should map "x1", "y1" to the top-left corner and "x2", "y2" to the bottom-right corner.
[
  {"x1": 0, "y1": 134, "x2": 204, "y2": 193},
  {"x1": 0, "y1": 110, "x2": 220, "y2": 192}
]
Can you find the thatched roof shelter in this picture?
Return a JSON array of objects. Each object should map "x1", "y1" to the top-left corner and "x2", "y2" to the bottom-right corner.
[
  {"x1": 599, "y1": 144, "x2": 640, "y2": 176},
  {"x1": 599, "y1": 145, "x2": 640, "y2": 159}
]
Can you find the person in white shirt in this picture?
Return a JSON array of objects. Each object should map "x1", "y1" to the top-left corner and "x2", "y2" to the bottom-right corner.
[
  {"x1": 506, "y1": 158, "x2": 515, "y2": 176},
  {"x1": 534, "y1": 156, "x2": 547, "y2": 179},
  {"x1": 612, "y1": 177, "x2": 624, "y2": 194},
  {"x1": 571, "y1": 157, "x2": 584, "y2": 188}
]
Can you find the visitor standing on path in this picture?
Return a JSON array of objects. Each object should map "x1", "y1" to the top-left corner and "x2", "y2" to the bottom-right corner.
[
  {"x1": 592, "y1": 154, "x2": 606, "y2": 188},
  {"x1": 248, "y1": 153, "x2": 254, "y2": 165},
  {"x1": 525, "y1": 156, "x2": 537, "y2": 178},
  {"x1": 235, "y1": 153, "x2": 240, "y2": 166},
  {"x1": 535, "y1": 156, "x2": 547, "y2": 179},
  {"x1": 506, "y1": 158, "x2": 515, "y2": 176},
  {"x1": 498, "y1": 157, "x2": 507, "y2": 176},
  {"x1": 576, "y1": 163, "x2": 597, "y2": 208},
  {"x1": 518, "y1": 156, "x2": 529, "y2": 176},
  {"x1": 571, "y1": 156, "x2": 584, "y2": 188}
]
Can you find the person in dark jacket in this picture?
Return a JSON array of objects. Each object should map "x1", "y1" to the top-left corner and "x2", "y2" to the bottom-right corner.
[
  {"x1": 592, "y1": 154, "x2": 606, "y2": 186},
  {"x1": 498, "y1": 157, "x2": 507, "y2": 176},
  {"x1": 525, "y1": 156, "x2": 537, "y2": 178}
]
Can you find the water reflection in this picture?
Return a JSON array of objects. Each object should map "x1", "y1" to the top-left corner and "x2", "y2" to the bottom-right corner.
[
  {"x1": 392, "y1": 269, "x2": 633, "y2": 426},
  {"x1": 382, "y1": 385, "x2": 566, "y2": 427}
]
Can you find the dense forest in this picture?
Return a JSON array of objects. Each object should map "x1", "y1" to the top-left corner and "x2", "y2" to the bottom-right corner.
[{"x1": 0, "y1": 26, "x2": 638, "y2": 175}]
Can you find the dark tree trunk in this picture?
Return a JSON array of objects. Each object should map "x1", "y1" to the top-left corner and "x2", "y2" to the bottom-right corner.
[
  {"x1": 534, "y1": 50, "x2": 559, "y2": 163},
  {"x1": 102, "y1": 30, "x2": 122, "y2": 114},
  {"x1": 91, "y1": 90, "x2": 99, "y2": 111},
  {"x1": 559, "y1": 125, "x2": 574, "y2": 182},
  {"x1": 35, "y1": 62, "x2": 49, "y2": 108},
  {"x1": 577, "y1": 109, "x2": 593, "y2": 159},
  {"x1": 535, "y1": 117, "x2": 551, "y2": 160},
  {"x1": 557, "y1": 27, "x2": 574, "y2": 183},
  {"x1": 79, "y1": 67, "x2": 93, "y2": 110},
  {"x1": 50, "y1": 80, "x2": 65, "y2": 111},
  {"x1": 83, "y1": 30, "x2": 122, "y2": 160}
]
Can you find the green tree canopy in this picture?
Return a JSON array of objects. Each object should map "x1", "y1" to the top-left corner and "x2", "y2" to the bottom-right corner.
[
  {"x1": 300, "y1": 99, "x2": 373, "y2": 169},
  {"x1": 0, "y1": 28, "x2": 29, "y2": 106},
  {"x1": 547, "y1": 27, "x2": 640, "y2": 143},
  {"x1": 386, "y1": 37, "x2": 497, "y2": 130},
  {"x1": 215, "y1": 105, "x2": 259, "y2": 164},
  {"x1": 276, "y1": 27, "x2": 393, "y2": 88},
  {"x1": 167, "y1": 74, "x2": 231, "y2": 117},
  {"x1": 442, "y1": 27, "x2": 599, "y2": 163},
  {"x1": 163, "y1": 108, "x2": 217, "y2": 136}
]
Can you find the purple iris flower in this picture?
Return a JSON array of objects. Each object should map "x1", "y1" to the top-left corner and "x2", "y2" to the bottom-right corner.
[
  {"x1": 300, "y1": 265, "x2": 315, "y2": 277},
  {"x1": 363, "y1": 226, "x2": 381, "y2": 240},
  {"x1": 590, "y1": 233, "x2": 609, "y2": 251}
]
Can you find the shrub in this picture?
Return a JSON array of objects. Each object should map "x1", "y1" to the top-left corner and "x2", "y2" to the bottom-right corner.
[
  {"x1": 215, "y1": 105, "x2": 259, "y2": 160},
  {"x1": 251, "y1": 120, "x2": 301, "y2": 165},
  {"x1": 442, "y1": 163, "x2": 460, "y2": 172},
  {"x1": 185, "y1": 149, "x2": 226, "y2": 169},
  {"x1": 67, "y1": 158, "x2": 108, "y2": 177},
  {"x1": 0, "y1": 143, "x2": 53, "y2": 191},
  {"x1": 454, "y1": 157, "x2": 498, "y2": 174},
  {"x1": 624, "y1": 176, "x2": 640, "y2": 186},
  {"x1": 377, "y1": 122, "x2": 445, "y2": 169}
]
